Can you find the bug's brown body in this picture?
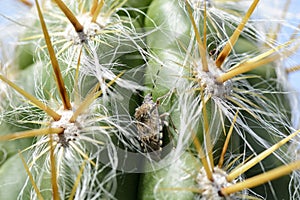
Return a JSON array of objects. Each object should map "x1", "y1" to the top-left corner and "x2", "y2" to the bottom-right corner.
[{"x1": 134, "y1": 94, "x2": 163, "y2": 156}]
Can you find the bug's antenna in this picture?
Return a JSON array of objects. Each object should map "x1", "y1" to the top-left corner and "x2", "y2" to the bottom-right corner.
[
  {"x1": 152, "y1": 65, "x2": 163, "y2": 91},
  {"x1": 136, "y1": 64, "x2": 164, "y2": 101},
  {"x1": 147, "y1": 64, "x2": 164, "y2": 103}
]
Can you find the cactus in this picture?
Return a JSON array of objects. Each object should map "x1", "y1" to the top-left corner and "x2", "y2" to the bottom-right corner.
[{"x1": 0, "y1": 0, "x2": 300, "y2": 199}]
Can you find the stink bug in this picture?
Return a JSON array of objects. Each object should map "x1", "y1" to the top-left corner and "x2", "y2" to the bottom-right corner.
[{"x1": 134, "y1": 93, "x2": 164, "y2": 159}]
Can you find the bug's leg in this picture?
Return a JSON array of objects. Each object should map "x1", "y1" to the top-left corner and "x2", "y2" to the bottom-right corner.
[
  {"x1": 160, "y1": 112, "x2": 178, "y2": 153},
  {"x1": 160, "y1": 113, "x2": 169, "y2": 127}
]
